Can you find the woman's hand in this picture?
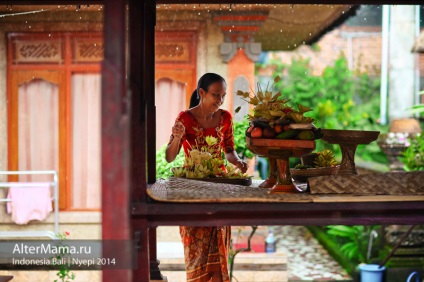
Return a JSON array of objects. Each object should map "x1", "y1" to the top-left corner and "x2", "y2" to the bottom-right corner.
[
  {"x1": 236, "y1": 160, "x2": 249, "y2": 173},
  {"x1": 225, "y1": 151, "x2": 249, "y2": 173},
  {"x1": 172, "y1": 121, "x2": 185, "y2": 140},
  {"x1": 166, "y1": 121, "x2": 185, "y2": 163}
]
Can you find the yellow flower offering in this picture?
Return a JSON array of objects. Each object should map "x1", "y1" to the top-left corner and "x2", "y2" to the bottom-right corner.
[{"x1": 171, "y1": 135, "x2": 248, "y2": 179}]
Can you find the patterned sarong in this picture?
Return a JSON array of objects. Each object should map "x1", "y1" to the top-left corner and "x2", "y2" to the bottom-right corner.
[{"x1": 180, "y1": 226, "x2": 231, "y2": 282}]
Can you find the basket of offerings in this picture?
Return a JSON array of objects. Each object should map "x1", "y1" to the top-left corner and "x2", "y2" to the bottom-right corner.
[
  {"x1": 291, "y1": 150, "x2": 339, "y2": 183},
  {"x1": 236, "y1": 76, "x2": 323, "y2": 194},
  {"x1": 170, "y1": 136, "x2": 251, "y2": 186}
]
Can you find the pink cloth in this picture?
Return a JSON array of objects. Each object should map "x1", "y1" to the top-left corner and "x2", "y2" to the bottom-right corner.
[{"x1": 6, "y1": 183, "x2": 53, "y2": 225}]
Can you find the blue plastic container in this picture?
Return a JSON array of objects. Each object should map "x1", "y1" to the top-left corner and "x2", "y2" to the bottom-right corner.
[
  {"x1": 406, "y1": 271, "x2": 420, "y2": 282},
  {"x1": 359, "y1": 264, "x2": 385, "y2": 282}
]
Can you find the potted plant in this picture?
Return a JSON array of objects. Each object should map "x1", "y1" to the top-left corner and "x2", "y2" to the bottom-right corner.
[{"x1": 325, "y1": 225, "x2": 390, "y2": 282}]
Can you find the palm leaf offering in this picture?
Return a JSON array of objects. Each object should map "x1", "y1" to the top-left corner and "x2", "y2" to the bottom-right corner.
[
  {"x1": 171, "y1": 135, "x2": 248, "y2": 180},
  {"x1": 314, "y1": 150, "x2": 339, "y2": 167},
  {"x1": 236, "y1": 76, "x2": 322, "y2": 140}
]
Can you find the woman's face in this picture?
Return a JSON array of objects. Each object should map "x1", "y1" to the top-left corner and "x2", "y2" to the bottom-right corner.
[{"x1": 199, "y1": 80, "x2": 227, "y2": 112}]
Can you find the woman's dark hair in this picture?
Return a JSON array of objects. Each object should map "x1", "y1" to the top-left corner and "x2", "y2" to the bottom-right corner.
[
  {"x1": 189, "y1": 90, "x2": 200, "y2": 108},
  {"x1": 190, "y1": 73, "x2": 225, "y2": 108}
]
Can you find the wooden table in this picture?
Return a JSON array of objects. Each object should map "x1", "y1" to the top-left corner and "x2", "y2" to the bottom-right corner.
[{"x1": 131, "y1": 178, "x2": 424, "y2": 281}]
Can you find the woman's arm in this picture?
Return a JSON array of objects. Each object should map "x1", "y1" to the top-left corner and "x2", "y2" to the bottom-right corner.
[
  {"x1": 221, "y1": 110, "x2": 248, "y2": 172},
  {"x1": 165, "y1": 138, "x2": 181, "y2": 163},
  {"x1": 165, "y1": 121, "x2": 185, "y2": 163},
  {"x1": 225, "y1": 150, "x2": 248, "y2": 173}
]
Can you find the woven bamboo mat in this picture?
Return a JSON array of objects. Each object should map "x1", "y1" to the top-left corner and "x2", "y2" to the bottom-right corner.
[
  {"x1": 147, "y1": 178, "x2": 312, "y2": 203},
  {"x1": 309, "y1": 171, "x2": 424, "y2": 195},
  {"x1": 146, "y1": 177, "x2": 424, "y2": 203}
]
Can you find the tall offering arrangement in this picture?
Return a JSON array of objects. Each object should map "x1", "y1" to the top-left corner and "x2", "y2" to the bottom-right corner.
[{"x1": 237, "y1": 76, "x2": 322, "y2": 193}]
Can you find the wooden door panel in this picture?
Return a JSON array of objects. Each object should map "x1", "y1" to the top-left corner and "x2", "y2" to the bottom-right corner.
[
  {"x1": 8, "y1": 70, "x2": 67, "y2": 209},
  {"x1": 155, "y1": 69, "x2": 195, "y2": 107},
  {"x1": 155, "y1": 31, "x2": 197, "y2": 107}
]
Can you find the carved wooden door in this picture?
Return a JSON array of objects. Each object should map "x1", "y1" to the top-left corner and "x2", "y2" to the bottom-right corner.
[{"x1": 155, "y1": 31, "x2": 197, "y2": 149}]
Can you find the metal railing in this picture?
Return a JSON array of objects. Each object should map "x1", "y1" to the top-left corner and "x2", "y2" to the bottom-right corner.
[{"x1": 0, "y1": 170, "x2": 59, "y2": 240}]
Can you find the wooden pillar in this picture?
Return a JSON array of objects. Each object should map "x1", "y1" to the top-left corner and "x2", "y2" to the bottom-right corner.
[
  {"x1": 102, "y1": 0, "x2": 132, "y2": 281},
  {"x1": 129, "y1": 0, "x2": 163, "y2": 280},
  {"x1": 129, "y1": 0, "x2": 147, "y2": 203},
  {"x1": 145, "y1": 1, "x2": 157, "y2": 185},
  {"x1": 149, "y1": 228, "x2": 164, "y2": 280},
  {"x1": 133, "y1": 219, "x2": 150, "y2": 282},
  {"x1": 143, "y1": 1, "x2": 163, "y2": 279}
]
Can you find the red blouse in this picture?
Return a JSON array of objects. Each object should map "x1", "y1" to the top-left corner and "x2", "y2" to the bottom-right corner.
[{"x1": 169, "y1": 109, "x2": 235, "y2": 158}]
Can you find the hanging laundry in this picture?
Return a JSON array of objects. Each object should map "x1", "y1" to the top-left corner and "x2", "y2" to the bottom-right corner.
[{"x1": 6, "y1": 183, "x2": 53, "y2": 225}]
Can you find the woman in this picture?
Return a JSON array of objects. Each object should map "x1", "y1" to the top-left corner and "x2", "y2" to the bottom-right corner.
[{"x1": 166, "y1": 73, "x2": 248, "y2": 282}]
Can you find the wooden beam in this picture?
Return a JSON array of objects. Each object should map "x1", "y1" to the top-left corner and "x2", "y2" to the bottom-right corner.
[
  {"x1": 155, "y1": 0, "x2": 424, "y2": 4},
  {"x1": 3, "y1": 1, "x2": 424, "y2": 7}
]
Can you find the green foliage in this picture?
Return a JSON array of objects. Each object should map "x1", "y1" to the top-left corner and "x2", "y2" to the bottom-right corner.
[
  {"x1": 156, "y1": 145, "x2": 184, "y2": 179},
  {"x1": 311, "y1": 43, "x2": 321, "y2": 52},
  {"x1": 233, "y1": 120, "x2": 254, "y2": 160},
  {"x1": 400, "y1": 134, "x2": 424, "y2": 171},
  {"x1": 54, "y1": 232, "x2": 75, "y2": 282},
  {"x1": 407, "y1": 91, "x2": 424, "y2": 117},
  {"x1": 325, "y1": 225, "x2": 384, "y2": 265},
  {"x1": 399, "y1": 90, "x2": 424, "y2": 171},
  {"x1": 261, "y1": 54, "x2": 388, "y2": 164}
]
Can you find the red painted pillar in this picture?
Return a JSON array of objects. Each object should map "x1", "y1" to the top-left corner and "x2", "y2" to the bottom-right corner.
[{"x1": 102, "y1": 0, "x2": 132, "y2": 281}]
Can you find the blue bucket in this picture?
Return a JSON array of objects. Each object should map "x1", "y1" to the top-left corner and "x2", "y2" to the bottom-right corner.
[
  {"x1": 406, "y1": 271, "x2": 420, "y2": 282},
  {"x1": 359, "y1": 264, "x2": 385, "y2": 282}
]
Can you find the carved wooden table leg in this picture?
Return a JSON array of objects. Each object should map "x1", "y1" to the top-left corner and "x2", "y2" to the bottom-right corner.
[
  {"x1": 259, "y1": 158, "x2": 278, "y2": 188},
  {"x1": 269, "y1": 157, "x2": 298, "y2": 194},
  {"x1": 338, "y1": 143, "x2": 359, "y2": 175}
]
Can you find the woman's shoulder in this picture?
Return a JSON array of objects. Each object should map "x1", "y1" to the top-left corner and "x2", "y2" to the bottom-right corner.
[
  {"x1": 176, "y1": 110, "x2": 190, "y2": 119},
  {"x1": 220, "y1": 109, "x2": 233, "y2": 119},
  {"x1": 176, "y1": 110, "x2": 195, "y2": 124}
]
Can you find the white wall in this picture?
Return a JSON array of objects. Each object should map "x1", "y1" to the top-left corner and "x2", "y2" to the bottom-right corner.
[{"x1": 388, "y1": 5, "x2": 418, "y2": 121}]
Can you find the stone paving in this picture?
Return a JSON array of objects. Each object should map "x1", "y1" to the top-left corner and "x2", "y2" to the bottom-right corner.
[{"x1": 273, "y1": 225, "x2": 352, "y2": 281}]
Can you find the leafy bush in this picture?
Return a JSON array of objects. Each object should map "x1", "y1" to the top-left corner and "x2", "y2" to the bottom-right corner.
[
  {"x1": 399, "y1": 91, "x2": 424, "y2": 171},
  {"x1": 408, "y1": 90, "x2": 424, "y2": 117},
  {"x1": 400, "y1": 133, "x2": 424, "y2": 171},
  {"x1": 325, "y1": 225, "x2": 389, "y2": 265},
  {"x1": 156, "y1": 145, "x2": 184, "y2": 179},
  {"x1": 257, "y1": 54, "x2": 388, "y2": 164},
  {"x1": 233, "y1": 120, "x2": 254, "y2": 160}
]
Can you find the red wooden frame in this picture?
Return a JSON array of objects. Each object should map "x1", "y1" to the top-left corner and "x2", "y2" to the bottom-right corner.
[{"x1": 2, "y1": 1, "x2": 424, "y2": 282}]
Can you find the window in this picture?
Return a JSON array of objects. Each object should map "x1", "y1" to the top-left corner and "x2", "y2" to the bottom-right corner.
[{"x1": 7, "y1": 32, "x2": 103, "y2": 210}]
